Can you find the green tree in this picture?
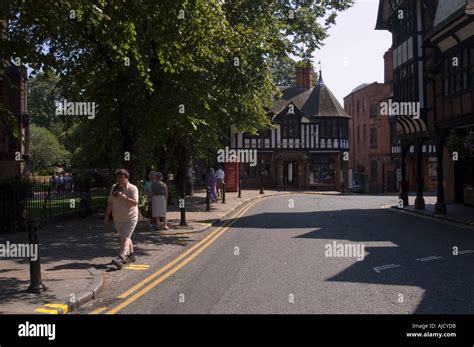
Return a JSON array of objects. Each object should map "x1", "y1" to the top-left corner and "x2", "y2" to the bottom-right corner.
[
  {"x1": 1, "y1": 0, "x2": 353, "y2": 183},
  {"x1": 28, "y1": 69, "x2": 62, "y2": 129},
  {"x1": 29, "y1": 124, "x2": 70, "y2": 174}
]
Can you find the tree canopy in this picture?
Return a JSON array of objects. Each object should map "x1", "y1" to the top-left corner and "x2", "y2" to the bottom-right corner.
[
  {"x1": 29, "y1": 124, "x2": 70, "y2": 174},
  {"x1": 1, "y1": 0, "x2": 353, "y2": 180}
]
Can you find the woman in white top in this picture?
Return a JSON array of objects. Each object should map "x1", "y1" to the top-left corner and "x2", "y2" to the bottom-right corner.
[{"x1": 151, "y1": 172, "x2": 169, "y2": 230}]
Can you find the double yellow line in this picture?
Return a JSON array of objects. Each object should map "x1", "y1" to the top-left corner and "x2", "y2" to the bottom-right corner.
[{"x1": 104, "y1": 198, "x2": 260, "y2": 314}]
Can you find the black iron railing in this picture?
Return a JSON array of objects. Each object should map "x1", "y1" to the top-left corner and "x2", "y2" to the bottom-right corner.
[{"x1": 0, "y1": 177, "x2": 108, "y2": 233}]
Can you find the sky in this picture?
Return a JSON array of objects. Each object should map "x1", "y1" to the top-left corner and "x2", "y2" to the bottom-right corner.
[{"x1": 311, "y1": 0, "x2": 392, "y2": 104}]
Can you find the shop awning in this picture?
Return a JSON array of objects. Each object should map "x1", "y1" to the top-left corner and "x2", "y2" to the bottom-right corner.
[{"x1": 395, "y1": 116, "x2": 428, "y2": 138}]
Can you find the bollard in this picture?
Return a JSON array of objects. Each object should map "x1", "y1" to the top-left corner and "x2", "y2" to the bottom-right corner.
[
  {"x1": 206, "y1": 187, "x2": 211, "y2": 211},
  {"x1": 180, "y1": 195, "x2": 187, "y2": 226},
  {"x1": 27, "y1": 221, "x2": 47, "y2": 293},
  {"x1": 238, "y1": 180, "x2": 242, "y2": 198},
  {"x1": 222, "y1": 182, "x2": 226, "y2": 204}
]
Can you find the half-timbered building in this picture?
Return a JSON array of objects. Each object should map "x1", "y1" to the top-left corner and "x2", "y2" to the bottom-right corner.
[
  {"x1": 376, "y1": 0, "x2": 439, "y2": 209},
  {"x1": 229, "y1": 65, "x2": 351, "y2": 191},
  {"x1": 425, "y1": 0, "x2": 474, "y2": 209},
  {"x1": 376, "y1": 0, "x2": 474, "y2": 211}
]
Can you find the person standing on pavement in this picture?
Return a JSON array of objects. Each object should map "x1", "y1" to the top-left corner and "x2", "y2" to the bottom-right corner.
[
  {"x1": 204, "y1": 167, "x2": 217, "y2": 202},
  {"x1": 215, "y1": 166, "x2": 225, "y2": 198},
  {"x1": 144, "y1": 170, "x2": 156, "y2": 228},
  {"x1": 104, "y1": 169, "x2": 139, "y2": 270},
  {"x1": 151, "y1": 172, "x2": 169, "y2": 230}
]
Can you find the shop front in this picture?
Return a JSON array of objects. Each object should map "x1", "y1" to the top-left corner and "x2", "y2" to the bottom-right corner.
[{"x1": 309, "y1": 153, "x2": 340, "y2": 191}]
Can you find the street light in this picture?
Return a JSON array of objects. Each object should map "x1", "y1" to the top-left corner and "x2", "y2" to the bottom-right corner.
[{"x1": 259, "y1": 132, "x2": 265, "y2": 194}]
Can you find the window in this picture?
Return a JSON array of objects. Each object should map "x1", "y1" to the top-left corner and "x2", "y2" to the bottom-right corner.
[
  {"x1": 370, "y1": 127, "x2": 378, "y2": 148},
  {"x1": 309, "y1": 154, "x2": 336, "y2": 187},
  {"x1": 394, "y1": 62, "x2": 415, "y2": 101},
  {"x1": 340, "y1": 120, "x2": 348, "y2": 138},
  {"x1": 330, "y1": 119, "x2": 337, "y2": 137},
  {"x1": 370, "y1": 160, "x2": 378, "y2": 180},
  {"x1": 370, "y1": 102, "x2": 378, "y2": 117},
  {"x1": 281, "y1": 117, "x2": 300, "y2": 139},
  {"x1": 444, "y1": 47, "x2": 474, "y2": 97},
  {"x1": 363, "y1": 124, "x2": 367, "y2": 142},
  {"x1": 357, "y1": 101, "x2": 360, "y2": 114},
  {"x1": 357, "y1": 126, "x2": 360, "y2": 141},
  {"x1": 391, "y1": 2, "x2": 415, "y2": 46}
]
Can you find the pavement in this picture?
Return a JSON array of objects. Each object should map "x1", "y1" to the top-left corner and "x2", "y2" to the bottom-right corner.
[
  {"x1": 0, "y1": 188, "x2": 291, "y2": 314},
  {"x1": 81, "y1": 193, "x2": 474, "y2": 314},
  {"x1": 392, "y1": 195, "x2": 474, "y2": 226}
]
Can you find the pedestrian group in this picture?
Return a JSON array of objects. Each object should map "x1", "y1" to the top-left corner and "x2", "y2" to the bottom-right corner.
[{"x1": 105, "y1": 166, "x2": 224, "y2": 270}]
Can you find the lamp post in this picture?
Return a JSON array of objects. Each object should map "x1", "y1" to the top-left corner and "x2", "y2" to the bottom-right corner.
[{"x1": 259, "y1": 132, "x2": 265, "y2": 194}]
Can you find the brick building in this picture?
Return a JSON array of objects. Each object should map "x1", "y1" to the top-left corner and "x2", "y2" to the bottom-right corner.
[
  {"x1": 344, "y1": 49, "x2": 394, "y2": 193},
  {"x1": 0, "y1": 19, "x2": 29, "y2": 178}
]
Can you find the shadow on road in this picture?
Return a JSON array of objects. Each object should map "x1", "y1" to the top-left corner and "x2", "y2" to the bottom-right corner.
[{"x1": 223, "y1": 207, "x2": 474, "y2": 314}]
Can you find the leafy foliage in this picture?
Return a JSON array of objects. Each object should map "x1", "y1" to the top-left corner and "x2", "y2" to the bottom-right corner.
[
  {"x1": 1, "y1": 0, "x2": 353, "y2": 178},
  {"x1": 29, "y1": 124, "x2": 70, "y2": 173}
]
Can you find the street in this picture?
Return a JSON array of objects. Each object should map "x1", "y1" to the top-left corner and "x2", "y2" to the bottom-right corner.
[{"x1": 83, "y1": 194, "x2": 474, "y2": 315}]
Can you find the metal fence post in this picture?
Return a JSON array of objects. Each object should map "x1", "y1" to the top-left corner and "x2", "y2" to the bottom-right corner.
[
  {"x1": 238, "y1": 180, "x2": 242, "y2": 198},
  {"x1": 206, "y1": 187, "x2": 210, "y2": 212},
  {"x1": 222, "y1": 182, "x2": 226, "y2": 204},
  {"x1": 180, "y1": 195, "x2": 187, "y2": 226},
  {"x1": 27, "y1": 220, "x2": 47, "y2": 293}
]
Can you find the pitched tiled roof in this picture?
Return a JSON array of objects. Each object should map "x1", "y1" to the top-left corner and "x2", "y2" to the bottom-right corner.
[{"x1": 270, "y1": 74, "x2": 351, "y2": 119}]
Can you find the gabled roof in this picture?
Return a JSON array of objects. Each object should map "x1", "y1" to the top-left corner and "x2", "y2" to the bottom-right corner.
[
  {"x1": 270, "y1": 73, "x2": 351, "y2": 119},
  {"x1": 351, "y1": 83, "x2": 372, "y2": 94},
  {"x1": 433, "y1": 0, "x2": 468, "y2": 28},
  {"x1": 425, "y1": 0, "x2": 474, "y2": 42}
]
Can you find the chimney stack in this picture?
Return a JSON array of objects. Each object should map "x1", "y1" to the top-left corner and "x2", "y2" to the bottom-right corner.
[
  {"x1": 295, "y1": 63, "x2": 312, "y2": 89},
  {"x1": 384, "y1": 47, "x2": 393, "y2": 84}
]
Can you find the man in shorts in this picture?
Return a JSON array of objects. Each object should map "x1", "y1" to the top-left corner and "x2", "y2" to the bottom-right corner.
[{"x1": 104, "y1": 169, "x2": 139, "y2": 269}]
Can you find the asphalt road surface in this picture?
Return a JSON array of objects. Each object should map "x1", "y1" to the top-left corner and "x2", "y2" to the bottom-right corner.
[{"x1": 87, "y1": 194, "x2": 474, "y2": 314}]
